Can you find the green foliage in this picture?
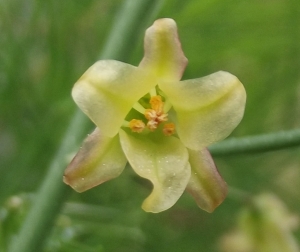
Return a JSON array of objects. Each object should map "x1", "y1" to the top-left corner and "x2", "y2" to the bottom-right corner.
[{"x1": 0, "y1": 0, "x2": 299, "y2": 251}]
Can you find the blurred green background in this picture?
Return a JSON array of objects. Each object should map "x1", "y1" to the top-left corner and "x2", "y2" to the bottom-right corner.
[{"x1": 0, "y1": 0, "x2": 300, "y2": 251}]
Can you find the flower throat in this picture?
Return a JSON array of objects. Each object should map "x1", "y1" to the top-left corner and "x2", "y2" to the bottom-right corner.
[{"x1": 122, "y1": 87, "x2": 175, "y2": 136}]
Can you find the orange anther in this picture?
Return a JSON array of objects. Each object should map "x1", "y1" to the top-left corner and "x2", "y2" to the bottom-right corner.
[
  {"x1": 150, "y1": 95, "x2": 164, "y2": 113},
  {"x1": 129, "y1": 119, "x2": 145, "y2": 133},
  {"x1": 163, "y1": 123, "x2": 175, "y2": 136}
]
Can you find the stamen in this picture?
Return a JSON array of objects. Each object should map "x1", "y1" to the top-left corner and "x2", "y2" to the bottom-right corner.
[
  {"x1": 163, "y1": 123, "x2": 175, "y2": 136},
  {"x1": 163, "y1": 99, "x2": 172, "y2": 113},
  {"x1": 144, "y1": 109, "x2": 157, "y2": 120},
  {"x1": 150, "y1": 96, "x2": 164, "y2": 113},
  {"x1": 144, "y1": 95, "x2": 169, "y2": 131},
  {"x1": 122, "y1": 121, "x2": 130, "y2": 127},
  {"x1": 126, "y1": 91, "x2": 175, "y2": 135},
  {"x1": 157, "y1": 113, "x2": 168, "y2": 122},
  {"x1": 129, "y1": 119, "x2": 145, "y2": 133},
  {"x1": 147, "y1": 120, "x2": 158, "y2": 131},
  {"x1": 149, "y1": 87, "x2": 157, "y2": 97},
  {"x1": 132, "y1": 102, "x2": 146, "y2": 114}
]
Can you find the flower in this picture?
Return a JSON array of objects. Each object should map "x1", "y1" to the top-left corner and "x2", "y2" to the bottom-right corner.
[
  {"x1": 219, "y1": 193, "x2": 300, "y2": 252},
  {"x1": 63, "y1": 18, "x2": 246, "y2": 213}
]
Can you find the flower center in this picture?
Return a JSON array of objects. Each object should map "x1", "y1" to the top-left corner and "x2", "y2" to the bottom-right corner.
[
  {"x1": 145, "y1": 96, "x2": 168, "y2": 130},
  {"x1": 122, "y1": 88, "x2": 175, "y2": 136}
]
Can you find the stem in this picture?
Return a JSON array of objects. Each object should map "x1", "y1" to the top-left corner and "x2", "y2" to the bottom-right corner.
[
  {"x1": 209, "y1": 128, "x2": 300, "y2": 156},
  {"x1": 9, "y1": 112, "x2": 85, "y2": 252},
  {"x1": 100, "y1": 0, "x2": 165, "y2": 61},
  {"x1": 9, "y1": 1, "x2": 165, "y2": 252}
]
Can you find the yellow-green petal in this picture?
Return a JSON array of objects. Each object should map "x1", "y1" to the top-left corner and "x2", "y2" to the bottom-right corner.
[
  {"x1": 63, "y1": 128, "x2": 127, "y2": 192},
  {"x1": 186, "y1": 148, "x2": 227, "y2": 212},
  {"x1": 72, "y1": 60, "x2": 156, "y2": 137},
  {"x1": 119, "y1": 129, "x2": 191, "y2": 213},
  {"x1": 160, "y1": 71, "x2": 246, "y2": 150},
  {"x1": 139, "y1": 18, "x2": 188, "y2": 82}
]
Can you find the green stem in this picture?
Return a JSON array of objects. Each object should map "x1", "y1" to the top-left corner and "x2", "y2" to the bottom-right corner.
[
  {"x1": 9, "y1": 1, "x2": 164, "y2": 252},
  {"x1": 100, "y1": 0, "x2": 165, "y2": 61},
  {"x1": 209, "y1": 128, "x2": 300, "y2": 156}
]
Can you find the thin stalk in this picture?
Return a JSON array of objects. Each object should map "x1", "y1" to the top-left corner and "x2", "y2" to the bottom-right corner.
[
  {"x1": 9, "y1": 1, "x2": 165, "y2": 252},
  {"x1": 209, "y1": 128, "x2": 300, "y2": 156},
  {"x1": 100, "y1": 0, "x2": 165, "y2": 61}
]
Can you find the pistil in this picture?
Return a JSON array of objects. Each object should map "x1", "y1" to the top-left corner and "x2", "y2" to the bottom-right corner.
[{"x1": 144, "y1": 95, "x2": 169, "y2": 131}]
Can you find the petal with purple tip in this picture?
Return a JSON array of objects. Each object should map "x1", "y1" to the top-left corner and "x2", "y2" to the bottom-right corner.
[
  {"x1": 64, "y1": 128, "x2": 127, "y2": 192},
  {"x1": 139, "y1": 18, "x2": 188, "y2": 82},
  {"x1": 186, "y1": 148, "x2": 227, "y2": 212}
]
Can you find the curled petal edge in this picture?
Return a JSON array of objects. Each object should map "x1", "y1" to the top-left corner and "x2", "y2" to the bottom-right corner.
[
  {"x1": 139, "y1": 18, "x2": 188, "y2": 82},
  {"x1": 160, "y1": 71, "x2": 246, "y2": 150},
  {"x1": 72, "y1": 60, "x2": 156, "y2": 137},
  {"x1": 186, "y1": 148, "x2": 227, "y2": 212},
  {"x1": 63, "y1": 128, "x2": 127, "y2": 192},
  {"x1": 119, "y1": 129, "x2": 191, "y2": 213}
]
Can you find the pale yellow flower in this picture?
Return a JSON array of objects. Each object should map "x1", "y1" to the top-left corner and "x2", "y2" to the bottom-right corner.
[{"x1": 63, "y1": 18, "x2": 246, "y2": 213}]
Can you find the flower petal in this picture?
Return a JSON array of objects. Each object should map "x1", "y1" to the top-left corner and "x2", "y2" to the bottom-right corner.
[
  {"x1": 72, "y1": 60, "x2": 156, "y2": 137},
  {"x1": 63, "y1": 128, "x2": 127, "y2": 192},
  {"x1": 160, "y1": 71, "x2": 246, "y2": 150},
  {"x1": 139, "y1": 18, "x2": 188, "y2": 82},
  {"x1": 186, "y1": 148, "x2": 227, "y2": 212},
  {"x1": 119, "y1": 129, "x2": 191, "y2": 213}
]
